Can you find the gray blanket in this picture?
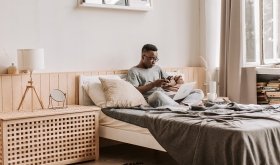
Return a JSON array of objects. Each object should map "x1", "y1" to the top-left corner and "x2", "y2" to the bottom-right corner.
[{"x1": 102, "y1": 103, "x2": 280, "y2": 165}]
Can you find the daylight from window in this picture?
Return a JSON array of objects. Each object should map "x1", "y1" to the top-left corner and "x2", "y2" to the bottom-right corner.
[{"x1": 244, "y1": 0, "x2": 279, "y2": 66}]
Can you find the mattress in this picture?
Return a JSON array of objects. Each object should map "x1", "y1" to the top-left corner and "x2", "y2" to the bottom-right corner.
[{"x1": 99, "y1": 110, "x2": 150, "y2": 134}]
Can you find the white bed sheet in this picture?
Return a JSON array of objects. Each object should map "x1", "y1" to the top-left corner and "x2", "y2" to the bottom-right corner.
[{"x1": 99, "y1": 110, "x2": 150, "y2": 134}]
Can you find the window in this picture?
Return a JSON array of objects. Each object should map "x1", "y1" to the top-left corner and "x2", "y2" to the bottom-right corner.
[{"x1": 244, "y1": 0, "x2": 279, "y2": 66}]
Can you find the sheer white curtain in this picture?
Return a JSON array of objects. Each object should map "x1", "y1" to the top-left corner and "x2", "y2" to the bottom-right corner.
[
  {"x1": 199, "y1": 0, "x2": 221, "y2": 94},
  {"x1": 219, "y1": 0, "x2": 244, "y2": 102}
]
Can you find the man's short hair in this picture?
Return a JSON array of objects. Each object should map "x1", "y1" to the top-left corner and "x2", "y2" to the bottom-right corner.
[{"x1": 142, "y1": 44, "x2": 158, "y2": 53}]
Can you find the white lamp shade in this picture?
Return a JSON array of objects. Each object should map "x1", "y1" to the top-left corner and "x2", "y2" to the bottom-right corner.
[{"x1": 17, "y1": 49, "x2": 45, "y2": 71}]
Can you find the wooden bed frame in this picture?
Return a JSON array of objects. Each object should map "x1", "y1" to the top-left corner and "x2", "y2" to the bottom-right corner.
[{"x1": 0, "y1": 67, "x2": 205, "y2": 112}]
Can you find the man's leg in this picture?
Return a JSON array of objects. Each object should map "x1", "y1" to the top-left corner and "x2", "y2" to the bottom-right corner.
[
  {"x1": 180, "y1": 89, "x2": 204, "y2": 106},
  {"x1": 147, "y1": 91, "x2": 179, "y2": 107}
]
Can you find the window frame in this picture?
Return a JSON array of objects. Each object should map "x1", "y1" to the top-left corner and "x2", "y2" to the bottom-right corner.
[{"x1": 243, "y1": 0, "x2": 280, "y2": 67}]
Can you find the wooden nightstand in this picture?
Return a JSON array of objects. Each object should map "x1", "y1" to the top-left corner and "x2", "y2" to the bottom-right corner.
[{"x1": 0, "y1": 105, "x2": 100, "y2": 165}]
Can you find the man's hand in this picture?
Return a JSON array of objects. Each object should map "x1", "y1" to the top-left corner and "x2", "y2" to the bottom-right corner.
[
  {"x1": 162, "y1": 76, "x2": 177, "y2": 87},
  {"x1": 136, "y1": 79, "x2": 168, "y2": 94},
  {"x1": 162, "y1": 75, "x2": 184, "y2": 92},
  {"x1": 174, "y1": 75, "x2": 184, "y2": 84},
  {"x1": 152, "y1": 79, "x2": 169, "y2": 87}
]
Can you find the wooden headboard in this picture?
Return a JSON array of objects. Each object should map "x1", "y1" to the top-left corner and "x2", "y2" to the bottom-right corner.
[{"x1": 0, "y1": 67, "x2": 205, "y2": 112}]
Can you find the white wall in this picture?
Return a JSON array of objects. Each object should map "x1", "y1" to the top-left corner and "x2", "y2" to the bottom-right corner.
[{"x1": 0, "y1": 0, "x2": 200, "y2": 73}]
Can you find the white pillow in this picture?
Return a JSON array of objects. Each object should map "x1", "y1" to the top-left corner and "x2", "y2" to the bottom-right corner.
[
  {"x1": 83, "y1": 75, "x2": 121, "y2": 107},
  {"x1": 99, "y1": 77, "x2": 148, "y2": 108}
]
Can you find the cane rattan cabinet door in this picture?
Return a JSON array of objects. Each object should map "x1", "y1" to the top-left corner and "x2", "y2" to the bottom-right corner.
[{"x1": 0, "y1": 105, "x2": 100, "y2": 165}]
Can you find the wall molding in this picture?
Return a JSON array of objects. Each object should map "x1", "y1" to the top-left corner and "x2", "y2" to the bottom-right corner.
[{"x1": 0, "y1": 67, "x2": 205, "y2": 112}]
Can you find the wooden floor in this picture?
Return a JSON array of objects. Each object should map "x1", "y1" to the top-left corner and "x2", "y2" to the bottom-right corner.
[{"x1": 72, "y1": 143, "x2": 178, "y2": 165}]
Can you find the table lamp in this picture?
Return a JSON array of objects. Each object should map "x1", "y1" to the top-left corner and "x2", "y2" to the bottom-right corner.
[{"x1": 17, "y1": 49, "x2": 45, "y2": 111}]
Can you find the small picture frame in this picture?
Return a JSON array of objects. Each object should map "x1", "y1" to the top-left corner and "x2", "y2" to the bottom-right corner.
[
  {"x1": 128, "y1": 0, "x2": 151, "y2": 7},
  {"x1": 104, "y1": 0, "x2": 127, "y2": 6},
  {"x1": 84, "y1": 0, "x2": 103, "y2": 4}
]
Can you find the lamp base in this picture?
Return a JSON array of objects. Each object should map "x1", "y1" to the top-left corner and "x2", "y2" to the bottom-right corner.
[{"x1": 17, "y1": 82, "x2": 44, "y2": 111}]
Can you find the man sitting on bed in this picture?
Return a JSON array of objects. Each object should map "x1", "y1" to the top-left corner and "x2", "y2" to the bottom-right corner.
[{"x1": 127, "y1": 44, "x2": 204, "y2": 107}]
